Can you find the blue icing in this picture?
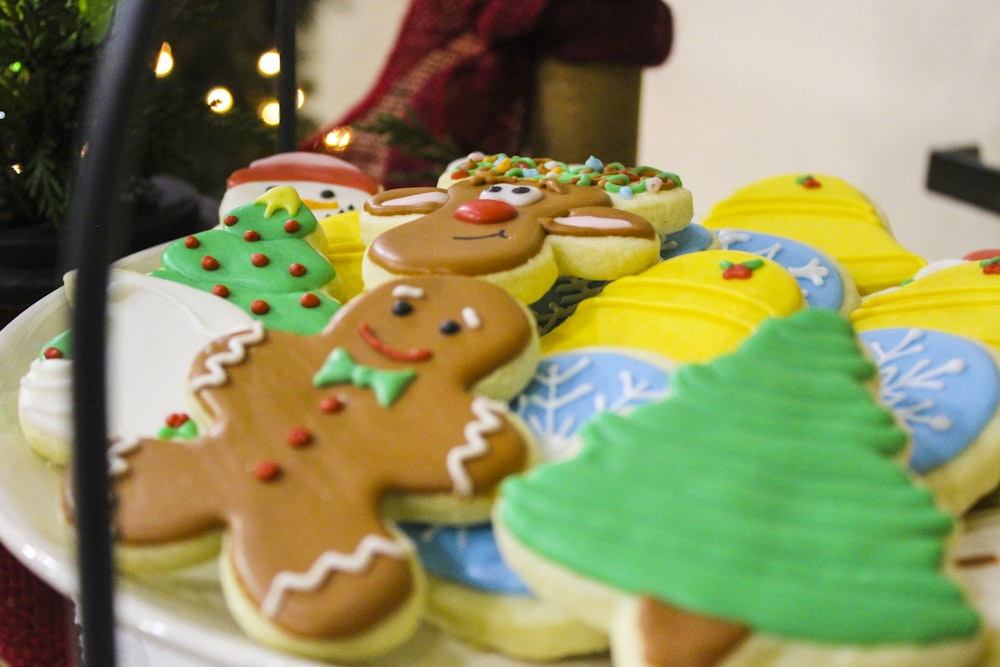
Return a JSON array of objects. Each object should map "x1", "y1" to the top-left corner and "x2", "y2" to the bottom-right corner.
[
  {"x1": 398, "y1": 522, "x2": 531, "y2": 595},
  {"x1": 659, "y1": 223, "x2": 715, "y2": 260},
  {"x1": 859, "y1": 328, "x2": 1000, "y2": 474},
  {"x1": 716, "y1": 228, "x2": 845, "y2": 310},
  {"x1": 405, "y1": 351, "x2": 671, "y2": 594}
]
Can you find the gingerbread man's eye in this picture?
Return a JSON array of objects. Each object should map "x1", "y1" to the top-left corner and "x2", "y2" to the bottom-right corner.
[
  {"x1": 480, "y1": 183, "x2": 543, "y2": 207},
  {"x1": 439, "y1": 319, "x2": 461, "y2": 335},
  {"x1": 392, "y1": 300, "x2": 413, "y2": 316}
]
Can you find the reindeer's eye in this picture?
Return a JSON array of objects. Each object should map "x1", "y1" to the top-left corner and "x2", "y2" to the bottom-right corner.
[{"x1": 480, "y1": 183, "x2": 543, "y2": 207}]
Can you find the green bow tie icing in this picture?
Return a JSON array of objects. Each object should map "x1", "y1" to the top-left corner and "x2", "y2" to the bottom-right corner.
[{"x1": 313, "y1": 348, "x2": 417, "y2": 407}]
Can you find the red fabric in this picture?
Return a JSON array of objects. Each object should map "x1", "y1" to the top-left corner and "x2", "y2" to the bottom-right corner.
[
  {"x1": 301, "y1": 0, "x2": 673, "y2": 188},
  {"x1": 0, "y1": 543, "x2": 74, "y2": 667}
]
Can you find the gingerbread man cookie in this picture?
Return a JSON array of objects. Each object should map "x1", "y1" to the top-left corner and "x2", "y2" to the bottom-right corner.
[
  {"x1": 360, "y1": 174, "x2": 663, "y2": 305},
  {"x1": 105, "y1": 275, "x2": 539, "y2": 661}
]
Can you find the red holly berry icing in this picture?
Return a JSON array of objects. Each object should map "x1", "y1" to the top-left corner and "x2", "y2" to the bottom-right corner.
[
  {"x1": 251, "y1": 299, "x2": 270, "y2": 315},
  {"x1": 284, "y1": 219, "x2": 300, "y2": 233},
  {"x1": 981, "y1": 257, "x2": 1000, "y2": 275},
  {"x1": 212, "y1": 284, "x2": 230, "y2": 298},
  {"x1": 797, "y1": 174, "x2": 822, "y2": 189},
  {"x1": 300, "y1": 293, "x2": 321, "y2": 308},
  {"x1": 184, "y1": 235, "x2": 200, "y2": 249},
  {"x1": 164, "y1": 413, "x2": 190, "y2": 428},
  {"x1": 286, "y1": 426, "x2": 312, "y2": 448},
  {"x1": 289, "y1": 263, "x2": 307, "y2": 277},
  {"x1": 43, "y1": 347, "x2": 63, "y2": 360},
  {"x1": 201, "y1": 256, "x2": 220, "y2": 271},
  {"x1": 721, "y1": 259, "x2": 765, "y2": 280},
  {"x1": 224, "y1": 215, "x2": 239, "y2": 227},
  {"x1": 251, "y1": 253, "x2": 270, "y2": 267},
  {"x1": 244, "y1": 230, "x2": 261, "y2": 242}
]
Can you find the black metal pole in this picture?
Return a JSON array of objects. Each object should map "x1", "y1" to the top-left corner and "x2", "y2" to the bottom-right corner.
[
  {"x1": 66, "y1": 1, "x2": 164, "y2": 665},
  {"x1": 276, "y1": 0, "x2": 297, "y2": 152}
]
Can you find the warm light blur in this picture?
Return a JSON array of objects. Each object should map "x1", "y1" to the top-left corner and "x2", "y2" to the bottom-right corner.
[
  {"x1": 11, "y1": 163, "x2": 21, "y2": 174},
  {"x1": 154, "y1": 42, "x2": 173, "y2": 77},
  {"x1": 323, "y1": 127, "x2": 352, "y2": 151},
  {"x1": 297, "y1": 89, "x2": 305, "y2": 108},
  {"x1": 206, "y1": 87, "x2": 234, "y2": 114},
  {"x1": 259, "y1": 101, "x2": 280, "y2": 126},
  {"x1": 258, "y1": 50, "x2": 280, "y2": 76}
]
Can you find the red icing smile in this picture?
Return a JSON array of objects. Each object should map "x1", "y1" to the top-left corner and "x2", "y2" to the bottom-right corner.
[{"x1": 357, "y1": 322, "x2": 433, "y2": 362}]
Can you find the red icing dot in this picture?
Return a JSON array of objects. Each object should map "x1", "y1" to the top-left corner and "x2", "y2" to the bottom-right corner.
[
  {"x1": 223, "y1": 215, "x2": 239, "y2": 226},
  {"x1": 723, "y1": 264, "x2": 753, "y2": 280},
  {"x1": 300, "y1": 293, "x2": 321, "y2": 308},
  {"x1": 984, "y1": 262, "x2": 1000, "y2": 275},
  {"x1": 211, "y1": 284, "x2": 230, "y2": 298},
  {"x1": 286, "y1": 426, "x2": 312, "y2": 448},
  {"x1": 251, "y1": 299, "x2": 270, "y2": 314},
  {"x1": 201, "y1": 256, "x2": 220, "y2": 271},
  {"x1": 319, "y1": 395, "x2": 344, "y2": 413},
  {"x1": 289, "y1": 263, "x2": 307, "y2": 277},
  {"x1": 284, "y1": 219, "x2": 300, "y2": 233},
  {"x1": 43, "y1": 347, "x2": 63, "y2": 360},
  {"x1": 164, "y1": 413, "x2": 190, "y2": 428},
  {"x1": 251, "y1": 253, "x2": 270, "y2": 267},
  {"x1": 184, "y1": 235, "x2": 200, "y2": 249},
  {"x1": 244, "y1": 230, "x2": 261, "y2": 242},
  {"x1": 253, "y1": 460, "x2": 282, "y2": 482}
]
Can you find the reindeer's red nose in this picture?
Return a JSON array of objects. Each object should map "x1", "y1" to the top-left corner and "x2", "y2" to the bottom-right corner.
[{"x1": 453, "y1": 199, "x2": 518, "y2": 224}]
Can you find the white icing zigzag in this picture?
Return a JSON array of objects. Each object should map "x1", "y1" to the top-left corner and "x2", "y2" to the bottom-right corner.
[
  {"x1": 261, "y1": 534, "x2": 412, "y2": 618},
  {"x1": 447, "y1": 397, "x2": 508, "y2": 497},
  {"x1": 108, "y1": 436, "x2": 141, "y2": 477},
  {"x1": 189, "y1": 321, "x2": 267, "y2": 393}
]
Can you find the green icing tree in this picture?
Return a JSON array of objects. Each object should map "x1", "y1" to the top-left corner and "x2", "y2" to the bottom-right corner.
[
  {"x1": 151, "y1": 186, "x2": 340, "y2": 335},
  {"x1": 499, "y1": 309, "x2": 980, "y2": 646}
]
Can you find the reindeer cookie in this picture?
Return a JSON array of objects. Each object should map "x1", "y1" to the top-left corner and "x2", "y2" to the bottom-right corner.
[
  {"x1": 104, "y1": 275, "x2": 539, "y2": 661},
  {"x1": 360, "y1": 174, "x2": 663, "y2": 305}
]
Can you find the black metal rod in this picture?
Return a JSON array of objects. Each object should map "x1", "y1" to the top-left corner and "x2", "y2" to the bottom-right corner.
[
  {"x1": 276, "y1": 0, "x2": 298, "y2": 152},
  {"x1": 66, "y1": 1, "x2": 164, "y2": 665}
]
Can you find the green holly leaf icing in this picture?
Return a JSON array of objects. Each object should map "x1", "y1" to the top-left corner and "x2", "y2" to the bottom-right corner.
[{"x1": 499, "y1": 309, "x2": 980, "y2": 645}]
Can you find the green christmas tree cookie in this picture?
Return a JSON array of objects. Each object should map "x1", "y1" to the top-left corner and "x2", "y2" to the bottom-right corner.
[
  {"x1": 497, "y1": 309, "x2": 983, "y2": 667},
  {"x1": 151, "y1": 185, "x2": 340, "y2": 334}
]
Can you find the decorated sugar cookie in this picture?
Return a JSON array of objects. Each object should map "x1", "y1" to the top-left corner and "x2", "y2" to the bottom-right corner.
[
  {"x1": 105, "y1": 275, "x2": 539, "y2": 661},
  {"x1": 361, "y1": 174, "x2": 664, "y2": 305},
  {"x1": 398, "y1": 348, "x2": 674, "y2": 659},
  {"x1": 716, "y1": 228, "x2": 860, "y2": 314},
  {"x1": 18, "y1": 270, "x2": 253, "y2": 465},
  {"x1": 496, "y1": 309, "x2": 984, "y2": 667},
  {"x1": 439, "y1": 153, "x2": 694, "y2": 236},
  {"x1": 540, "y1": 249, "x2": 805, "y2": 363},
  {"x1": 860, "y1": 327, "x2": 1000, "y2": 515},
  {"x1": 220, "y1": 152, "x2": 379, "y2": 303},
  {"x1": 852, "y1": 256, "x2": 1000, "y2": 352},
  {"x1": 702, "y1": 174, "x2": 927, "y2": 295},
  {"x1": 152, "y1": 186, "x2": 342, "y2": 334}
]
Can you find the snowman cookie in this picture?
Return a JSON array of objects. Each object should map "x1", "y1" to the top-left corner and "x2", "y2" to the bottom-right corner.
[{"x1": 103, "y1": 275, "x2": 539, "y2": 661}]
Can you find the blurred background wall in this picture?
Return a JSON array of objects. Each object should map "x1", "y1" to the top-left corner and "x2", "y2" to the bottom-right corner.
[{"x1": 301, "y1": 0, "x2": 1000, "y2": 261}]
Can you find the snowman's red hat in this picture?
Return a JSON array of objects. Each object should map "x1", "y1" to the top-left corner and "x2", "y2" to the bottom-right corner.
[{"x1": 226, "y1": 151, "x2": 380, "y2": 194}]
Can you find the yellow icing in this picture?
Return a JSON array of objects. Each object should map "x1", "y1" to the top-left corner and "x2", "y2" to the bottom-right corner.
[
  {"x1": 540, "y1": 250, "x2": 804, "y2": 363},
  {"x1": 255, "y1": 184, "x2": 304, "y2": 218},
  {"x1": 852, "y1": 260, "x2": 1000, "y2": 350},
  {"x1": 320, "y1": 211, "x2": 366, "y2": 302},
  {"x1": 702, "y1": 174, "x2": 926, "y2": 295}
]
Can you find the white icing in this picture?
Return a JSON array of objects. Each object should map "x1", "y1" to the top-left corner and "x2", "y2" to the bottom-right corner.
[
  {"x1": 108, "y1": 436, "x2": 141, "y2": 477},
  {"x1": 391, "y1": 285, "x2": 425, "y2": 299},
  {"x1": 189, "y1": 321, "x2": 266, "y2": 393},
  {"x1": 447, "y1": 397, "x2": 507, "y2": 497},
  {"x1": 220, "y1": 180, "x2": 373, "y2": 220},
  {"x1": 382, "y1": 191, "x2": 449, "y2": 208},
  {"x1": 461, "y1": 307, "x2": 481, "y2": 330},
  {"x1": 261, "y1": 534, "x2": 412, "y2": 618},
  {"x1": 644, "y1": 176, "x2": 663, "y2": 193},
  {"x1": 19, "y1": 271, "x2": 255, "y2": 451},
  {"x1": 479, "y1": 183, "x2": 543, "y2": 207},
  {"x1": 551, "y1": 214, "x2": 632, "y2": 231}
]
